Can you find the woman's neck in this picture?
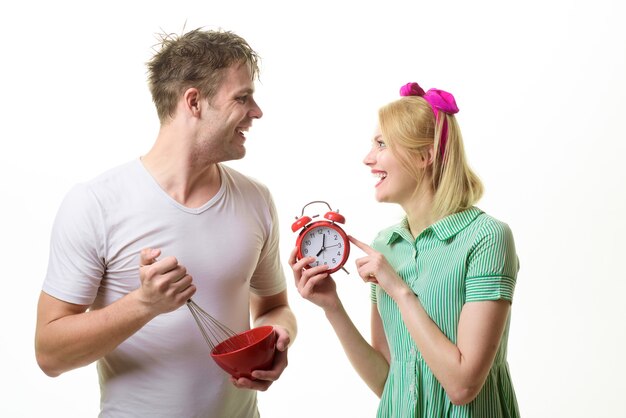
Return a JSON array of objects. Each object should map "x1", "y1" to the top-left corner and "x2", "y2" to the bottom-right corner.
[{"x1": 402, "y1": 185, "x2": 436, "y2": 239}]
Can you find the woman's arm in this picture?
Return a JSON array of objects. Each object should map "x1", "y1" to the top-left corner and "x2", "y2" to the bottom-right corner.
[
  {"x1": 323, "y1": 301, "x2": 390, "y2": 397},
  {"x1": 350, "y1": 236, "x2": 510, "y2": 405},
  {"x1": 395, "y1": 292, "x2": 510, "y2": 405},
  {"x1": 290, "y1": 249, "x2": 390, "y2": 396}
]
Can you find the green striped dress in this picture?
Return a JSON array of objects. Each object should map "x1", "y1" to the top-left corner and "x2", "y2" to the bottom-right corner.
[{"x1": 371, "y1": 207, "x2": 520, "y2": 418}]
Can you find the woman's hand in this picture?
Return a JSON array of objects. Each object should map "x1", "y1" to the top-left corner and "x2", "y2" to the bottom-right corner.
[
  {"x1": 349, "y1": 236, "x2": 410, "y2": 300},
  {"x1": 288, "y1": 247, "x2": 341, "y2": 312}
]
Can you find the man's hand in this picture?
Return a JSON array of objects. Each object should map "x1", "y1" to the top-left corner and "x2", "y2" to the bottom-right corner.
[
  {"x1": 229, "y1": 325, "x2": 291, "y2": 392},
  {"x1": 138, "y1": 248, "x2": 196, "y2": 314}
]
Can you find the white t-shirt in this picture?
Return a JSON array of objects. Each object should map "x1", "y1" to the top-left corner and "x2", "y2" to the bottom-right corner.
[{"x1": 43, "y1": 159, "x2": 286, "y2": 418}]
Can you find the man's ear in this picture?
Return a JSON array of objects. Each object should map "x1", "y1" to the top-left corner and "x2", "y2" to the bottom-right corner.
[{"x1": 183, "y1": 88, "x2": 201, "y2": 116}]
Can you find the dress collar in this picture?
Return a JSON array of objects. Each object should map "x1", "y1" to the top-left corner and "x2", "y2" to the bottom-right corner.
[{"x1": 384, "y1": 207, "x2": 484, "y2": 245}]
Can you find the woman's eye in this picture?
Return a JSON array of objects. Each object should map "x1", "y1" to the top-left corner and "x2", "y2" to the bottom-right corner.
[{"x1": 376, "y1": 140, "x2": 386, "y2": 148}]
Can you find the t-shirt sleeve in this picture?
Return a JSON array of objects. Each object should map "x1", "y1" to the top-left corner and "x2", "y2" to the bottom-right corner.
[
  {"x1": 465, "y1": 220, "x2": 519, "y2": 303},
  {"x1": 249, "y1": 193, "x2": 287, "y2": 296},
  {"x1": 42, "y1": 184, "x2": 105, "y2": 305}
]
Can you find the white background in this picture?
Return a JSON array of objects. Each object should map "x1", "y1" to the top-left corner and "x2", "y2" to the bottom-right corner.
[{"x1": 1, "y1": 1, "x2": 625, "y2": 417}]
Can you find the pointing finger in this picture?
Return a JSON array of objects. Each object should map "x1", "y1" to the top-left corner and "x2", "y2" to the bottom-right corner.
[{"x1": 348, "y1": 236, "x2": 375, "y2": 254}]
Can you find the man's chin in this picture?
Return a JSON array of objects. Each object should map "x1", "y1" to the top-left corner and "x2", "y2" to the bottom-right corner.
[
  {"x1": 235, "y1": 148, "x2": 246, "y2": 160},
  {"x1": 224, "y1": 149, "x2": 246, "y2": 162}
]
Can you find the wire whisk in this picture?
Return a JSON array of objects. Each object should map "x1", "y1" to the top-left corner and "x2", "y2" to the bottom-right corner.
[{"x1": 187, "y1": 299, "x2": 240, "y2": 353}]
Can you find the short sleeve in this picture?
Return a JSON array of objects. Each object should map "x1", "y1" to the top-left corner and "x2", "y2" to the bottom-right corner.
[
  {"x1": 249, "y1": 193, "x2": 287, "y2": 296},
  {"x1": 465, "y1": 220, "x2": 519, "y2": 302},
  {"x1": 42, "y1": 184, "x2": 106, "y2": 305}
]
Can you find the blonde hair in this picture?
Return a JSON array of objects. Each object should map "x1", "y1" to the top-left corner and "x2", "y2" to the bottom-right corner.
[{"x1": 378, "y1": 96, "x2": 483, "y2": 219}]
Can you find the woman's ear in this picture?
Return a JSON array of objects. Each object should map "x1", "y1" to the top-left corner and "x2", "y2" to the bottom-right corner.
[{"x1": 418, "y1": 145, "x2": 435, "y2": 168}]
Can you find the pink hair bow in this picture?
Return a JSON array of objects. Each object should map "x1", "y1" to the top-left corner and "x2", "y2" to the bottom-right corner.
[
  {"x1": 399, "y1": 82, "x2": 459, "y2": 115},
  {"x1": 399, "y1": 81, "x2": 459, "y2": 157}
]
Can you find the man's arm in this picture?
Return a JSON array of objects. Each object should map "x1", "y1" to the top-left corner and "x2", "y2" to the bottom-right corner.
[
  {"x1": 250, "y1": 290, "x2": 297, "y2": 350},
  {"x1": 35, "y1": 290, "x2": 159, "y2": 377},
  {"x1": 229, "y1": 290, "x2": 297, "y2": 391},
  {"x1": 35, "y1": 249, "x2": 195, "y2": 377}
]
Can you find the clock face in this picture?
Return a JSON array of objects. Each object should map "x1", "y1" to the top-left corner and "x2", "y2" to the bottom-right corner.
[{"x1": 297, "y1": 222, "x2": 349, "y2": 273}]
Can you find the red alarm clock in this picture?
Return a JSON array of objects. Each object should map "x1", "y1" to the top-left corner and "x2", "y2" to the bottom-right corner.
[{"x1": 292, "y1": 201, "x2": 350, "y2": 274}]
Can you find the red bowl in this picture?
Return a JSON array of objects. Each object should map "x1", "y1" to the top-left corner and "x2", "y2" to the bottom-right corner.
[{"x1": 210, "y1": 325, "x2": 277, "y2": 379}]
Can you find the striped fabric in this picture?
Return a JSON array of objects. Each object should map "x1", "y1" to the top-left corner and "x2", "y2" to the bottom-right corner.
[{"x1": 370, "y1": 207, "x2": 520, "y2": 418}]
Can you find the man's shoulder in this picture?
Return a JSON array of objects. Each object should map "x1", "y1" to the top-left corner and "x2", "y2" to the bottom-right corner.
[
  {"x1": 88, "y1": 159, "x2": 139, "y2": 185},
  {"x1": 63, "y1": 159, "x2": 140, "y2": 206},
  {"x1": 220, "y1": 164, "x2": 270, "y2": 196}
]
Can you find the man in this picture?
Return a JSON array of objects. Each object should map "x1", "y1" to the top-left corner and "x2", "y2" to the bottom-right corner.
[{"x1": 35, "y1": 28, "x2": 297, "y2": 418}]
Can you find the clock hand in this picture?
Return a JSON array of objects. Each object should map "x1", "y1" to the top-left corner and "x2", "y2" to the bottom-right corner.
[{"x1": 316, "y1": 234, "x2": 326, "y2": 256}]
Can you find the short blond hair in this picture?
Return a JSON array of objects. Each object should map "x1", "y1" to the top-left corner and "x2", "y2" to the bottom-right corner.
[{"x1": 378, "y1": 96, "x2": 483, "y2": 219}]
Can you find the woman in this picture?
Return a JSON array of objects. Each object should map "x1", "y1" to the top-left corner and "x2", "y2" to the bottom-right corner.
[{"x1": 290, "y1": 82, "x2": 520, "y2": 417}]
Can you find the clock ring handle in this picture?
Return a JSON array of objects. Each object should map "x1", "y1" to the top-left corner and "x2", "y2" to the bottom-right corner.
[{"x1": 300, "y1": 200, "x2": 333, "y2": 217}]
